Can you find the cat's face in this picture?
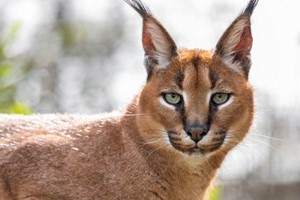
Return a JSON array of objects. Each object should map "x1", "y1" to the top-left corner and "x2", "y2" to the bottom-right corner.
[
  {"x1": 137, "y1": 50, "x2": 254, "y2": 157},
  {"x1": 127, "y1": 0, "x2": 256, "y2": 157}
]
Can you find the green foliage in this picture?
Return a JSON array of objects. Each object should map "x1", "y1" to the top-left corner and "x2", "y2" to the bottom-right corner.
[
  {"x1": 0, "y1": 23, "x2": 32, "y2": 115},
  {"x1": 0, "y1": 100, "x2": 31, "y2": 114},
  {"x1": 209, "y1": 186, "x2": 222, "y2": 200},
  {"x1": 0, "y1": 23, "x2": 21, "y2": 60}
]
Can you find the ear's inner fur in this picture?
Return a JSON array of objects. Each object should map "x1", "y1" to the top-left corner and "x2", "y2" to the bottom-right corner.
[
  {"x1": 214, "y1": 0, "x2": 258, "y2": 78},
  {"x1": 233, "y1": 26, "x2": 253, "y2": 61},
  {"x1": 214, "y1": 16, "x2": 252, "y2": 77},
  {"x1": 125, "y1": 0, "x2": 178, "y2": 80}
]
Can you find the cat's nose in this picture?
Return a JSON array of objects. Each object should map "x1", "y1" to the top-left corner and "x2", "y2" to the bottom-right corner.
[{"x1": 185, "y1": 123, "x2": 209, "y2": 143}]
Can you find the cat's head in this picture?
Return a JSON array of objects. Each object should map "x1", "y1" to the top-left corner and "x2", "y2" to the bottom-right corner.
[{"x1": 126, "y1": 0, "x2": 257, "y2": 158}]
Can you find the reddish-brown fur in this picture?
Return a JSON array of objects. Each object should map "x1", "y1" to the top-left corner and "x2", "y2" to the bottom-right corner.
[{"x1": 0, "y1": 0, "x2": 258, "y2": 199}]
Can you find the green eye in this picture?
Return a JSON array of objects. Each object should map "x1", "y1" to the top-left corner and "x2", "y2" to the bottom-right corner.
[
  {"x1": 211, "y1": 93, "x2": 230, "y2": 105},
  {"x1": 163, "y1": 93, "x2": 182, "y2": 105}
]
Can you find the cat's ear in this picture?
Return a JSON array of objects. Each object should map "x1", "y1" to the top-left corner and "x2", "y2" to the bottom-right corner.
[
  {"x1": 214, "y1": 0, "x2": 258, "y2": 78},
  {"x1": 125, "y1": 0, "x2": 178, "y2": 75}
]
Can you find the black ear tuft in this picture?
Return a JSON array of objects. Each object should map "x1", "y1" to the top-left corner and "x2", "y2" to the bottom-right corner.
[
  {"x1": 124, "y1": 0, "x2": 152, "y2": 18},
  {"x1": 244, "y1": 0, "x2": 259, "y2": 15}
]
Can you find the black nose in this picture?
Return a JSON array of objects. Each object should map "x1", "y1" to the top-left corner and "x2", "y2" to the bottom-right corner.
[{"x1": 185, "y1": 123, "x2": 209, "y2": 143}]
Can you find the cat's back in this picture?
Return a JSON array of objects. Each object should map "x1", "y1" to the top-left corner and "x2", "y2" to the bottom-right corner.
[
  {"x1": 0, "y1": 113, "x2": 125, "y2": 165},
  {"x1": 0, "y1": 113, "x2": 121, "y2": 149},
  {"x1": 0, "y1": 113, "x2": 137, "y2": 199}
]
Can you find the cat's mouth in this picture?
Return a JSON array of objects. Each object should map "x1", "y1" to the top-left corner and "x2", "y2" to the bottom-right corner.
[{"x1": 167, "y1": 131, "x2": 226, "y2": 156}]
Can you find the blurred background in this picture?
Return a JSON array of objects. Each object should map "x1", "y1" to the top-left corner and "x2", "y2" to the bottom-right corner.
[{"x1": 0, "y1": 0, "x2": 299, "y2": 199}]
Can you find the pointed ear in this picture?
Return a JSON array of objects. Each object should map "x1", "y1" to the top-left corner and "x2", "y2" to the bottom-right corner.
[
  {"x1": 214, "y1": 0, "x2": 258, "y2": 78},
  {"x1": 125, "y1": 0, "x2": 178, "y2": 74}
]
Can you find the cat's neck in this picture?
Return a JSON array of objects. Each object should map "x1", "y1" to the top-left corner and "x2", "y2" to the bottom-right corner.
[{"x1": 121, "y1": 99, "x2": 225, "y2": 199}]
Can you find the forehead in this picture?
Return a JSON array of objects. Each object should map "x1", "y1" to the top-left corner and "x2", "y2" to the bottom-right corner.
[
  {"x1": 164, "y1": 50, "x2": 218, "y2": 92},
  {"x1": 154, "y1": 49, "x2": 243, "y2": 92},
  {"x1": 178, "y1": 50, "x2": 213, "y2": 90}
]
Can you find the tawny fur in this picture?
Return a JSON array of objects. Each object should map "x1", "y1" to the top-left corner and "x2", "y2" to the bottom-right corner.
[{"x1": 0, "y1": 0, "x2": 258, "y2": 199}]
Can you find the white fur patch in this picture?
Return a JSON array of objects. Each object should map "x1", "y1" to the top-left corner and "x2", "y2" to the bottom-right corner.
[
  {"x1": 164, "y1": 135, "x2": 171, "y2": 145},
  {"x1": 182, "y1": 91, "x2": 188, "y2": 106},
  {"x1": 222, "y1": 19, "x2": 249, "y2": 57},
  {"x1": 206, "y1": 91, "x2": 212, "y2": 105},
  {"x1": 159, "y1": 97, "x2": 175, "y2": 110},
  {"x1": 218, "y1": 96, "x2": 234, "y2": 110},
  {"x1": 223, "y1": 58, "x2": 243, "y2": 73},
  {"x1": 198, "y1": 131, "x2": 213, "y2": 144},
  {"x1": 147, "y1": 21, "x2": 174, "y2": 68}
]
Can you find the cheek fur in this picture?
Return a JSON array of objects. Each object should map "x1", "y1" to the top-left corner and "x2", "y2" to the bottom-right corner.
[
  {"x1": 213, "y1": 97, "x2": 251, "y2": 130},
  {"x1": 155, "y1": 102, "x2": 182, "y2": 128}
]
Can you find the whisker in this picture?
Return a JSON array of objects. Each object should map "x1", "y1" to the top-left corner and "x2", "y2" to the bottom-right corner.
[
  {"x1": 249, "y1": 133, "x2": 285, "y2": 141},
  {"x1": 141, "y1": 129, "x2": 169, "y2": 134},
  {"x1": 121, "y1": 113, "x2": 147, "y2": 117},
  {"x1": 136, "y1": 138, "x2": 164, "y2": 148},
  {"x1": 227, "y1": 132, "x2": 283, "y2": 155},
  {"x1": 137, "y1": 138, "x2": 161, "y2": 145},
  {"x1": 245, "y1": 137, "x2": 282, "y2": 153},
  {"x1": 147, "y1": 144, "x2": 170, "y2": 157}
]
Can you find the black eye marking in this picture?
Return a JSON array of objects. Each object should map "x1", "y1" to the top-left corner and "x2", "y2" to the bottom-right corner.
[
  {"x1": 175, "y1": 73, "x2": 184, "y2": 89},
  {"x1": 209, "y1": 69, "x2": 218, "y2": 89},
  {"x1": 192, "y1": 58, "x2": 200, "y2": 85}
]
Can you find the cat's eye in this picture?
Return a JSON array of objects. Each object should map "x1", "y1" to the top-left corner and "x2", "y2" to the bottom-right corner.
[
  {"x1": 163, "y1": 93, "x2": 182, "y2": 105},
  {"x1": 211, "y1": 93, "x2": 230, "y2": 105}
]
